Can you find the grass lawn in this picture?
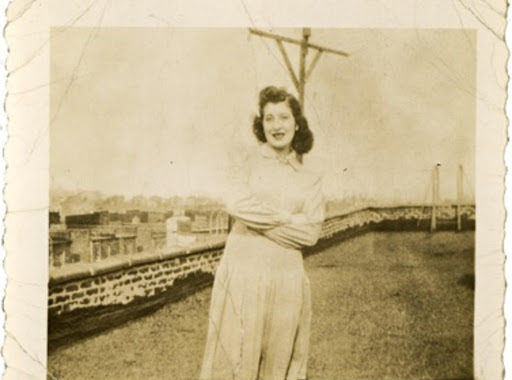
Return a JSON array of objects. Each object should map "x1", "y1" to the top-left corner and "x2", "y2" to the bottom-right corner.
[{"x1": 48, "y1": 231, "x2": 474, "y2": 380}]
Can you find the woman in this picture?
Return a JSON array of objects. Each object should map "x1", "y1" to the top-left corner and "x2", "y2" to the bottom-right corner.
[{"x1": 200, "y1": 86, "x2": 325, "y2": 380}]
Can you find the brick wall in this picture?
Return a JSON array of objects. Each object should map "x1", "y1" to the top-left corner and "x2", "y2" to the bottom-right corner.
[
  {"x1": 49, "y1": 247, "x2": 223, "y2": 317},
  {"x1": 48, "y1": 205, "x2": 475, "y2": 348}
]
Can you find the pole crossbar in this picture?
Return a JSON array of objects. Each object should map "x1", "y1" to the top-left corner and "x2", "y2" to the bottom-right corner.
[{"x1": 248, "y1": 28, "x2": 349, "y2": 57}]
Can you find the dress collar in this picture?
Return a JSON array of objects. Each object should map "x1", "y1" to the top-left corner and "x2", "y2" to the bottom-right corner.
[{"x1": 259, "y1": 143, "x2": 301, "y2": 171}]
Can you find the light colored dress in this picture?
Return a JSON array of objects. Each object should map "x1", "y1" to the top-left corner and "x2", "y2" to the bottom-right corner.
[{"x1": 200, "y1": 143, "x2": 325, "y2": 380}]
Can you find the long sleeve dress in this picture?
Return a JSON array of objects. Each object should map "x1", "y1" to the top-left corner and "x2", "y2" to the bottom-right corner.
[{"x1": 200, "y1": 143, "x2": 325, "y2": 380}]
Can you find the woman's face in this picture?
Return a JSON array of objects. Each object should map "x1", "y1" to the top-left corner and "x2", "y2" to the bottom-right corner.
[{"x1": 262, "y1": 101, "x2": 296, "y2": 153}]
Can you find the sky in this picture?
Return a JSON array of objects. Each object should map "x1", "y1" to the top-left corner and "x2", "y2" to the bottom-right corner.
[{"x1": 50, "y1": 28, "x2": 475, "y2": 205}]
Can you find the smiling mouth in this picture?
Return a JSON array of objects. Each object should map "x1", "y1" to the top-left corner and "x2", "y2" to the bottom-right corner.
[{"x1": 272, "y1": 133, "x2": 285, "y2": 140}]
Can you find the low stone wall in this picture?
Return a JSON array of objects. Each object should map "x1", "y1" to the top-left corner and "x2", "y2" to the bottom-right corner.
[
  {"x1": 48, "y1": 205, "x2": 475, "y2": 349},
  {"x1": 319, "y1": 205, "x2": 475, "y2": 239},
  {"x1": 48, "y1": 242, "x2": 224, "y2": 348}
]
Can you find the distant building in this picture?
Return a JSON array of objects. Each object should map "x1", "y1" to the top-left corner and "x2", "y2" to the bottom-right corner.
[
  {"x1": 65, "y1": 226, "x2": 139, "y2": 263},
  {"x1": 122, "y1": 210, "x2": 167, "y2": 224},
  {"x1": 192, "y1": 215, "x2": 209, "y2": 233},
  {"x1": 68, "y1": 229, "x2": 92, "y2": 263},
  {"x1": 116, "y1": 232, "x2": 137, "y2": 256},
  {"x1": 49, "y1": 211, "x2": 61, "y2": 225},
  {"x1": 108, "y1": 212, "x2": 125, "y2": 224},
  {"x1": 127, "y1": 210, "x2": 148, "y2": 223},
  {"x1": 184, "y1": 210, "x2": 195, "y2": 221},
  {"x1": 49, "y1": 231, "x2": 76, "y2": 267},
  {"x1": 147, "y1": 212, "x2": 165, "y2": 224},
  {"x1": 90, "y1": 232, "x2": 137, "y2": 262},
  {"x1": 165, "y1": 214, "x2": 196, "y2": 247},
  {"x1": 66, "y1": 211, "x2": 109, "y2": 227},
  {"x1": 151, "y1": 230, "x2": 166, "y2": 249},
  {"x1": 192, "y1": 211, "x2": 229, "y2": 234}
]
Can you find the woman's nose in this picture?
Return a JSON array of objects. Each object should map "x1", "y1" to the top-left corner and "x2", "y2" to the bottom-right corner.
[{"x1": 271, "y1": 122, "x2": 282, "y2": 130}]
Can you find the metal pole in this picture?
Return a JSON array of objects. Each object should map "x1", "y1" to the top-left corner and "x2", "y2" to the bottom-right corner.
[
  {"x1": 299, "y1": 28, "x2": 311, "y2": 108},
  {"x1": 436, "y1": 164, "x2": 440, "y2": 229},
  {"x1": 457, "y1": 164, "x2": 463, "y2": 231},
  {"x1": 430, "y1": 165, "x2": 439, "y2": 232}
]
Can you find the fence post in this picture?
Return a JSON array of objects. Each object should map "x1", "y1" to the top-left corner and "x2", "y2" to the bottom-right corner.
[{"x1": 89, "y1": 238, "x2": 94, "y2": 263}]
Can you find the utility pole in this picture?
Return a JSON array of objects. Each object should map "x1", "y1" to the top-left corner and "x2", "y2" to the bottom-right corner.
[
  {"x1": 457, "y1": 165, "x2": 463, "y2": 231},
  {"x1": 249, "y1": 28, "x2": 349, "y2": 109},
  {"x1": 430, "y1": 164, "x2": 441, "y2": 232}
]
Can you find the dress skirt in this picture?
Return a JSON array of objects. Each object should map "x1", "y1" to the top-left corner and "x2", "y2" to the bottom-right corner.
[{"x1": 200, "y1": 222, "x2": 312, "y2": 380}]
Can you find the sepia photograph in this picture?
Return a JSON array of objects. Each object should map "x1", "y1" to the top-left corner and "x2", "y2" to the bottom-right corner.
[
  {"x1": 46, "y1": 27, "x2": 475, "y2": 379},
  {"x1": 3, "y1": 1, "x2": 508, "y2": 380}
]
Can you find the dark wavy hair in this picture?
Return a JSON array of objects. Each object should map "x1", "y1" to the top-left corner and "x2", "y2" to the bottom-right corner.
[{"x1": 252, "y1": 86, "x2": 314, "y2": 155}]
